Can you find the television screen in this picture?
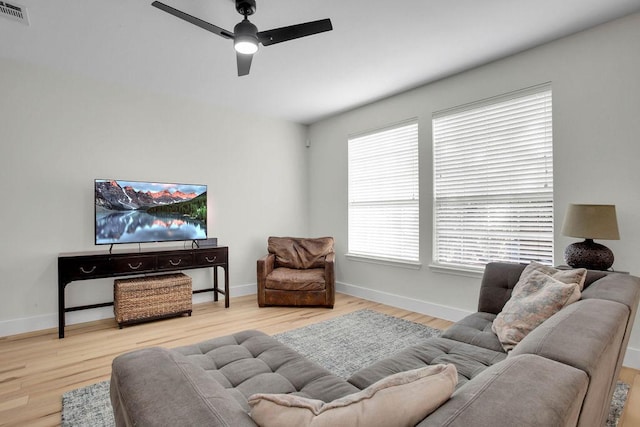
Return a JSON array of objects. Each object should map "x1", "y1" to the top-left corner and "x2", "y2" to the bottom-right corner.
[{"x1": 95, "y1": 179, "x2": 207, "y2": 245}]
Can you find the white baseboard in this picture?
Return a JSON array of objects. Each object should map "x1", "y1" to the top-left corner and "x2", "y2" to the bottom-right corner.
[
  {"x1": 0, "y1": 283, "x2": 258, "y2": 338},
  {"x1": 226, "y1": 282, "x2": 257, "y2": 297},
  {"x1": 336, "y1": 281, "x2": 472, "y2": 322},
  {"x1": 624, "y1": 346, "x2": 640, "y2": 370}
]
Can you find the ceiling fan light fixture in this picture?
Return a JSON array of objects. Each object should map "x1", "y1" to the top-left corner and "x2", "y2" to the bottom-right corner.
[
  {"x1": 234, "y1": 18, "x2": 259, "y2": 54},
  {"x1": 234, "y1": 37, "x2": 258, "y2": 54}
]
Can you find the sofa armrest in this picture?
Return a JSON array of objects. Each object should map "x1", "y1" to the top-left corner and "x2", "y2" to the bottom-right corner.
[
  {"x1": 257, "y1": 254, "x2": 275, "y2": 307},
  {"x1": 324, "y1": 252, "x2": 335, "y2": 305},
  {"x1": 509, "y1": 298, "x2": 629, "y2": 426},
  {"x1": 110, "y1": 347, "x2": 257, "y2": 427},
  {"x1": 418, "y1": 354, "x2": 588, "y2": 427}
]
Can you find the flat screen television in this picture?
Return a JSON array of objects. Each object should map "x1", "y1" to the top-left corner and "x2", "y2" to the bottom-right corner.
[{"x1": 95, "y1": 179, "x2": 207, "y2": 245}]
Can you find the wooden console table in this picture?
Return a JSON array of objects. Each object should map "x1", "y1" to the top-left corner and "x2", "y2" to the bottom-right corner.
[{"x1": 58, "y1": 246, "x2": 229, "y2": 338}]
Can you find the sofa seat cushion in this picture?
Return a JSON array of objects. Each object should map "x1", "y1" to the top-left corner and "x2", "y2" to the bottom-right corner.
[
  {"x1": 268, "y1": 236, "x2": 334, "y2": 269},
  {"x1": 348, "y1": 337, "x2": 506, "y2": 390},
  {"x1": 265, "y1": 268, "x2": 326, "y2": 291},
  {"x1": 441, "y1": 312, "x2": 504, "y2": 353},
  {"x1": 173, "y1": 330, "x2": 359, "y2": 411},
  {"x1": 249, "y1": 364, "x2": 458, "y2": 427}
]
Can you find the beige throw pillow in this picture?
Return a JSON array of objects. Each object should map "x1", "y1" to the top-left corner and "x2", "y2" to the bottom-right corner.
[
  {"x1": 248, "y1": 364, "x2": 458, "y2": 427},
  {"x1": 492, "y1": 262, "x2": 587, "y2": 352}
]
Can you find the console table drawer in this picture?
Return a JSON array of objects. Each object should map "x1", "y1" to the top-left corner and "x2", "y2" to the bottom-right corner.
[
  {"x1": 60, "y1": 258, "x2": 110, "y2": 280},
  {"x1": 157, "y1": 253, "x2": 194, "y2": 270},
  {"x1": 195, "y1": 250, "x2": 226, "y2": 266},
  {"x1": 111, "y1": 256, "x2": 156, "y2": 273}
]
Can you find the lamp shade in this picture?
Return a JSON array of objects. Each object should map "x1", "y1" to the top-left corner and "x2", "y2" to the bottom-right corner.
[{"x1": 561, "y1": 204, "x2": 620, "y2": 240}]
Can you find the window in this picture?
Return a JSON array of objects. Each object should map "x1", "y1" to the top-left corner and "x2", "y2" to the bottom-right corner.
[
  {"x1": 348, "y1": 120, "x2": 419, "y2": 264},
  {"x1": 432, "y1": 84, "x2": 553, "y2": 271}
]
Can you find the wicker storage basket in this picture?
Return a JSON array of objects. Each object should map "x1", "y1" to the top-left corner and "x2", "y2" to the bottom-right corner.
[{"x1": 114, "y1": 273, "x2": 192, "y2": 327}]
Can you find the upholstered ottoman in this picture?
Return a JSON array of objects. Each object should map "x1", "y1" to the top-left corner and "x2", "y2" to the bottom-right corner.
[{"x1": 110, "y1": 330, "x2": 360, "y2": 426}]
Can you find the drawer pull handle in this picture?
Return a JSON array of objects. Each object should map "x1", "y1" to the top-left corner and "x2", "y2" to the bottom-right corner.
[
  {"x1": 128, "y1": 262, "x2": 143, "y2": 270},
  {"x1": 205, "y1": 256, "x2": 217, "y2": 263},
  {"x1": 80, "y1": 266, "x2": 97, "y2": 274},
  {"x1": 169, "y1": 259, "x2": 182, "y2": 266}
]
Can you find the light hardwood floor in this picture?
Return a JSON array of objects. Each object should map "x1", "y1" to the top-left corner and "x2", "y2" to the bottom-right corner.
[{"x1": 0, "y1": 293, "x2": 638, "y2": 426}]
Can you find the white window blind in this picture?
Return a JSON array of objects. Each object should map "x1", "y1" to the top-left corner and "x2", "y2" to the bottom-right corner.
[
  {"x1": 348, "y1": 120, "x2": 419, "y2": 263},
  {"x1": 433, "y1": 84, "x2": 553, "y2": 270}
]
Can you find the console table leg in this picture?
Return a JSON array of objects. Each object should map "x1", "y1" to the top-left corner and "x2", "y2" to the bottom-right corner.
[
  {"x1": 224, "y1": 266, "x2": 229, "y2": 308},
  {"x1": 213, "y1": 267, "x2": 219, "y2": 302},
  {"x1": 58, "y1": 281, "x2": 66, "y2": 338}
]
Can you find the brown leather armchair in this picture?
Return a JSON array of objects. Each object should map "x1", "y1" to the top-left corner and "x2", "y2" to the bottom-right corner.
[{"x1": 257, "y1": 236, "x2": 335, "y2": 308}]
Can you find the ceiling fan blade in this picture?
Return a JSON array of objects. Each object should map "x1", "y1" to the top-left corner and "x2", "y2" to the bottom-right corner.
[
  {"x1": 236, "y1": 52, "x2": 253, "y2": 76},
  {"x1": 257, "y1": 18, "x2": 332, "y2": 46},
  {"x1": 151, "y1": 1, "x2": 234, "y2": 40}
]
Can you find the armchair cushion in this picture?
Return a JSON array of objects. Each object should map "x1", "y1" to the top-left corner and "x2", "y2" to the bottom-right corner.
[
  {"x1": 268, "y1": 237, "x2": 334, "y2": 269},
  {"x1": 266, "y1": 268, "x2": 326, "y2": 291}
]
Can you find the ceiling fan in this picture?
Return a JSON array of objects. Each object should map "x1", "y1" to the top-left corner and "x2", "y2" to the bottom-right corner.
[{"x1": 151, "y1": 0, "x2": 333, "y2": 76}]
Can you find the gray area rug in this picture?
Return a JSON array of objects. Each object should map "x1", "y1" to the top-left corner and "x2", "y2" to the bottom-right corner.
[
  {"x1": 62, "y1": 309, "x2": 629, "y2": 426},
  {"x1": 273, "y1": 309, "x2": 441, "y2": 378}
]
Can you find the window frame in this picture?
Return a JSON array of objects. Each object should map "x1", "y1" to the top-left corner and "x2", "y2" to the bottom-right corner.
[
  {"x1": 347, "y1": 119, "x2": 421, "y2": 267},
  {"x1": 431, "y1": 83, "x2": 554, "y2": 274}
]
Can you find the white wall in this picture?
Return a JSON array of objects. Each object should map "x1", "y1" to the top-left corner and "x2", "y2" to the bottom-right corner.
[
  {"x1": 0, "y1": 59, "x2": 309, "y2": 335},
  {"x1": 2, "y1": 13, "x2": 640, "y2": 368},
  {"x1": 308, "y1": 13, "x2": 640, "y2": 366}
]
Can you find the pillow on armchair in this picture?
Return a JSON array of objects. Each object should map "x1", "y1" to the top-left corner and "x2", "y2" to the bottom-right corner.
[{"x1": 268, "y1": 237, "x2": 334, "y2": 269}]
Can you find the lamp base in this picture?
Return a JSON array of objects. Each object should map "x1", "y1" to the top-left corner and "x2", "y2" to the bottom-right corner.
[{"x1": 564, "y1": 239, "x2": 614, "y2": 270}]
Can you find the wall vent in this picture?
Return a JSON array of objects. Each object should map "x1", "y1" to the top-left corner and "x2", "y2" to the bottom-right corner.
[{"x1": 0, "y1": 1, "x2": 29, "y2": 25}]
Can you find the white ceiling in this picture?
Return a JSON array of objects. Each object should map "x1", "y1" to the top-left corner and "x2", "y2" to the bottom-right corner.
[{"x1": 2, "y1": 0, "x2": 640, "y2": 124}]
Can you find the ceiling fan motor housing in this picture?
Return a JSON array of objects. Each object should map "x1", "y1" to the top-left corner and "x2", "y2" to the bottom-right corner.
[
  {"x1": 236, "y1": 0, "x2": 256, "y2": 16},
  {"x1": 234, "y1": 18, "x2": 258, "y2": 38}
]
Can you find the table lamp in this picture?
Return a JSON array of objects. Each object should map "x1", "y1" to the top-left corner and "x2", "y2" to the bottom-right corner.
[{"x1": 561, "y1": 204, "x2": 620, "y2": 270}]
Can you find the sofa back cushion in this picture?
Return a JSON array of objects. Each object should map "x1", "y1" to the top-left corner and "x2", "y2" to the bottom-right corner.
[
  {"x1": 268, "y1": 237, "x2": 334, "y2": 269},
  {"x1": 478, "y1": 263, "x2": 526, "y2": 314}
]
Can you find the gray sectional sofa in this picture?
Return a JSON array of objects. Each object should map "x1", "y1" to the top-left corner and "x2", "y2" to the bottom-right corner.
[{"x1": 110, "y1": 262, "x2": 640, "y2": 426}]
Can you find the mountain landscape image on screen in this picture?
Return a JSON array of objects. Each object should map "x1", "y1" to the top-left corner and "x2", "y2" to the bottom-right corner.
[{"x1": 95, "y1": 179, "x2": 207, "y2": 245}]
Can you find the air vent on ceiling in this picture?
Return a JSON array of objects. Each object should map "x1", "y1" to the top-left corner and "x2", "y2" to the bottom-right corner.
[{"x1": 0, "y1": 1, "x2": 29, "y2": 25}]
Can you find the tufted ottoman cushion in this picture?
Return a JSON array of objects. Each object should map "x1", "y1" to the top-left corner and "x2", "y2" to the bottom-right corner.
[
  {"x1": 348, "y1": 337, "x2": 506, "y2": 390},
  {"x1": 171, "y1": 330, "x2": 359, "y2": 410}
]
